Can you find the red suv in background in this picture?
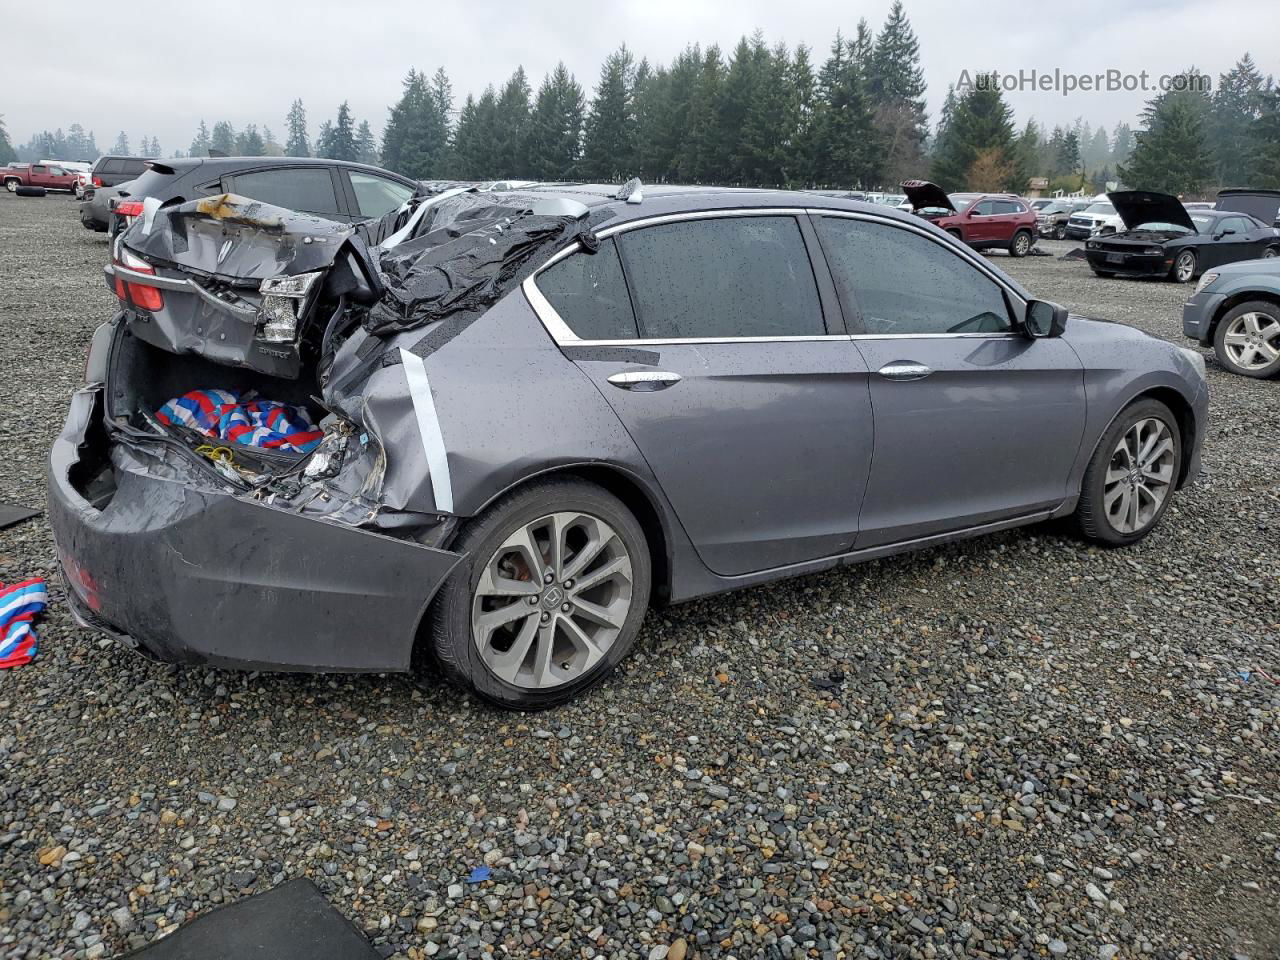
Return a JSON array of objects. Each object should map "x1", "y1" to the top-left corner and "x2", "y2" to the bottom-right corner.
[{"x1": 901, "y1": 180, "x2": 1038, "y2": 257}]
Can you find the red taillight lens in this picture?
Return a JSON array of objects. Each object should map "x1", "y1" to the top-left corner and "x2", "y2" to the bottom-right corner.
[
  {"x1": 92, "y1": 175, "x2": 103, "y2": 187},
  {"x1": 115, "y1": 200, "x2": 144, "y2": 218},
  {"x1": 114, "y1": 248, "x2": 164, "y2": 312}
]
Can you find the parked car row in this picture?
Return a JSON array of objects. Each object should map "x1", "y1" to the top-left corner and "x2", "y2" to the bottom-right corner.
[{"x1": 1, "y1": 162, "x2": 79, "y2": 193}]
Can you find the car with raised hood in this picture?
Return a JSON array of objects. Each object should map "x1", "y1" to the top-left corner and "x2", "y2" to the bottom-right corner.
[
  {"x1": 1183, "y1": 258, "x2": 1280, "y2": 378},
  {"x1": 48, "y1": 183, "x2": 1208, "y2": 709},
  {"x1": 1215, "y1": 188, "x2": 1280, "y2": 228},
  {"x1": 900, "y1": 180, "x2": 1038, "y2": 256},
  {"x1": 106, "y1": 155, "x2": 420, "y2": 235},
  {"x1": 1065, "y1": 199, "x2": 1126, "y2": 240},
  {"x1": 1085, "y1": 190, "x2": 1280, "y2": 283}
]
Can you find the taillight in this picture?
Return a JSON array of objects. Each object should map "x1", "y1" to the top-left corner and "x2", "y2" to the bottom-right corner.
[
  {"x1": 113, "y1": 248, "x2": 164, "y2": 312},
  {"x1": 115, "y1": 200, "x2": 144, "y2": 219},
  {"x1": 92, "y1": 175, "x2": 103, "y2": 187}
]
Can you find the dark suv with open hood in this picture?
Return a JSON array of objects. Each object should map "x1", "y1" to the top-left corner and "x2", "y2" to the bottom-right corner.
[
  {"x1": 1085, "y1": 191, "x2": 1280, "y2": 282},
  {"x1": 901, "y1": 180, "x2": 1038, "y2": 257}
]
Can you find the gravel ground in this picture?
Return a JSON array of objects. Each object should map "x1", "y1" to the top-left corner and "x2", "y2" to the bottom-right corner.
[{"x1": 0, "y1": 192, "x2": 1277, "y2": 960}]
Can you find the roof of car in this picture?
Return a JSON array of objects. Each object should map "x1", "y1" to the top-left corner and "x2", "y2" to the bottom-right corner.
[
  {"x1": 503, "y1": 182, "x2": 936, "y2": 229},
  {"x1": 156, "y1": 156, "x2": 410, "y2": 178}
]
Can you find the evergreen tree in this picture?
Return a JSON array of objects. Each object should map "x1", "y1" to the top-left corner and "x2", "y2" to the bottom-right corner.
[
  {"x1": 111, "y1": 131, "x2": 130, "y2": 155},
  {"x1": 930, "y1": 73, "x2": 1016, "y2": 191},
  {"x1": 581, "y1": 45, "x2": 636, "y2": 181},
  {"x1": 235, "y1": 124, "x2": 265, "y2": 156},
  {"x1": 789, "y1": 44, "x2": 819, "y2": 187},
  {"x1": 1009, "y1": 119, "x2": 1041, "y2": 189},
  {"x1": 355, "y1": 120, "x2": 378, "y2": 165},
  {"x1": 677, "y1": 45, "x2": 726, "y2": 183},
  {"x1": 717, "y1": 35, "x2": 765, "y2": 183},
  {"x1": 631, "y1": 58, "x2": 669, "y2": 180},
  {"x1": 1212, "y1": 53, "x2": 1267, "y2": 186},
  {"x1": 0, "y1": 116, "x2": 15, "y2": 166},
  {"x1": 189, "y1": 120, "x2": 211, "y2": 158},
  {"x1": 1110, "y1": 122, "x2": 1133, "y2": 169},
  {"x1": 322, "y1": 102, "x2": 359, "y2": 162},
  {"x1": 452, "y1": 87, "x2": 501, "y2": 178},
  {"x1": 262, "y1": 126, "x2": 283, "y2": 157},
  {"x1": 210, "y1": 121, "x2": 235, "y2": 156},
  {"x1": 314, "y1": 120, "x2": 333, "y2": 158},
  {"x1": 383, "y1": 69, "x2": 451, "y2": 178},
  {"x1": 1120, "y1": 83, "x2": 1215, "y2": 194},
  {"x1": 868, "y1": 0, "x2": 927, "y2": 182},
  {"x1": 811, "y1": 33, "x2": 880, "y2": 188},
  {"x1": 527, "y1": 63, "x2": 585, "y2": 180},
  {"x1": 740, "y1": 41, "x2": 797, "y2": 186},
  {"x1": 1249, "y1": 88, "x2": 1280, "y2": 188},
  {"x1": 1055, "y1": 130, "x2": 1080, "y2": 176},
  {"x1": 284, "y1": 99, "x2": 310, "y2": 157},
  {"x1": 493, "y1": 67, "x2": 532, "y2": 177}
]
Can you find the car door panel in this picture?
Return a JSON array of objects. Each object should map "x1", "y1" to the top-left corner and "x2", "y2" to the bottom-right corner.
[
  {"x1": 572, "y1": 342, "x2": 874, "y2": 575},
  {"x1": 851, "y1": 336, "x2": 1085, "y2": 546},
  {"x1": 813, "y1": 212, "x2": 1087, "y2": 548}
]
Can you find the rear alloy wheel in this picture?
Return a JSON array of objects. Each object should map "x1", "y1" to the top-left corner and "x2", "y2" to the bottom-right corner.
[
  {"x1": 1214, "y1": 301, "x2": 1280, "y2": 378},
  {"x1": 428, "y1": 478, "x2": 651, "y2": 710},
  {"x1": 1009, "y1": 230, "x2": 1033, "y2": 258},
  {"x1": 1075, "y1": 399, "x2": 1181, "y2": 546},
  {"x1": 1054, "y1": 223, "x2": 1066, "y2": 241},
  {"x1": 1171, "y1": 249, "x2": 1197, "y2": 283},
  {"x1": 1263, "y1": 246, "x2": 1279, "y2": 258}
]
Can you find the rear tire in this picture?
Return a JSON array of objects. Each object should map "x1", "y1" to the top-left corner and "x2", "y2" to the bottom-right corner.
[
  {"x1": 1053, "y1": 223, "x2": 1066, "y2": 241},
  {"x1": 1075, "y1": 399, "x2": 1181, "y2": 547},
  {"x1": 427, "y1": 478, "x2": 651, "y2": 710},
  {"x1": 1008, "y1": 230, "x2": 1033, "y2": 257},
  {"x1": 1213, "y1": 300, "x2": 1280, "y2": 379}
]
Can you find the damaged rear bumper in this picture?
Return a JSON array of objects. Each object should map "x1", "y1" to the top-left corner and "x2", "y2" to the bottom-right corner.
[{"x1": 47, "y1": 387, "x2": 463, "y2": 672}]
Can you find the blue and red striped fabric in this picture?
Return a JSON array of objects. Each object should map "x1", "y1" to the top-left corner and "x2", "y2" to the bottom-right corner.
[
  {"x1": 155, "y1": 389, "x2": 324, "y2": 453},
  {"x1": 0, "y1": 578, "x2": 48, "y2": 669}
]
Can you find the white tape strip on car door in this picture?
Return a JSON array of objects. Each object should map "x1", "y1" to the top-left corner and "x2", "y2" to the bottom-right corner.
[{"x1": 399, "y1": 348, "x2": 454, "y2": 514}]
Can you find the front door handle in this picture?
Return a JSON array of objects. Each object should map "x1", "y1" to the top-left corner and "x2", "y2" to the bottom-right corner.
[
  {"x1": 877, "y1": 361, "x2": 932, "y2": 381},
  {"x1": 607, "y1": 371, "x2": 682, "y2": 392}
]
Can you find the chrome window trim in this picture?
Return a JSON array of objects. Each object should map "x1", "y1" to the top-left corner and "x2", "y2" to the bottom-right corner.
[{"x1": 522, "y1": 205, "x2": 1028, "y2": 346}]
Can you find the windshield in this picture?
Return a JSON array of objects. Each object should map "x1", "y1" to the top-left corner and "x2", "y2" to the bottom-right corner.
[
  {"x1": 949, "y1": 194, "x2": 978, "y2": 211},
  {"x1": 1133, "y1": 220, "x2": 1194, "y2": 234},
  {"x1": 1084, "y1": 202, "x2": 1115, "y2": 216},
  {"x1": 1031, "y1": 199, "x2": 1054, "y2": 210},
  {"x1": 1190, "y1": 216, "x2": 1215, "y2": 232}
]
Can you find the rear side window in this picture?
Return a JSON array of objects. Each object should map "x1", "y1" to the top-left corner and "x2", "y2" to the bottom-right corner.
[
  {"x1": 348, "y1": 171, "x2": 415, "y2": 219},
  {"x1": 100, "y1": 158, "x2": 125, "y2": 174},
  {"x1": 618, "y1": 216, "x2": 824, "y2": 339},
  {"x1": 537, "y1": 239, "x2": 639, "y2": 340},
  {"x1": 122, "y1": 159, "x2": 148, "y2": 176},
  {"x1": 230, "y1": 167, "x2": 340, "y2": 216},
  {"x1": 817, "y1": 217, "x2": 1012, "y2": 335},
  {"x1": 995, "y1": 200, "x2": 1025, "y2": 214}
]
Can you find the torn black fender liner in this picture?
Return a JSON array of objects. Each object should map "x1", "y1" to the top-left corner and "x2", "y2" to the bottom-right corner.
[
  {"x1": 118, "y1": 878, "x2": 380, "y2": 960},
  {"x1": 48, "y1": 388, "x2": 462, "y2": 673}
]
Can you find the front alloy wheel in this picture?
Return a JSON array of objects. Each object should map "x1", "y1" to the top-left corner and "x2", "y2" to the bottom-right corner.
[
  {"x1": 1172, "y1": 250, "x2": 1197, "y2": 283},
  {"x1": 1075, "y1": 399, "x2": 1181, "y2": 546},
  {"x1": 427, "y1": 478, "x2": 651, "y2": 709},
  {"x1": 1009, "y1": 231, "x2": 1032, "y2": 257},
  {"x1": 1215, "y1": 302, "x2": 1280, "y2": 378}
]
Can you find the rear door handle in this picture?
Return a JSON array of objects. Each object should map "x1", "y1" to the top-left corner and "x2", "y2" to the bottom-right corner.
[
  {"x1": 607, "y1": 371, "x2": 682, "y2": 392},
  {"x1": 877, "y1": 361, "x2": 932, "y2": 381}
]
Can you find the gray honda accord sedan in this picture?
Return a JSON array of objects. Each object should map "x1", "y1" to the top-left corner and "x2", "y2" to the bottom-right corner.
[{"x1": 49, "y1": 183, "x2": 1208, "y2": 708}]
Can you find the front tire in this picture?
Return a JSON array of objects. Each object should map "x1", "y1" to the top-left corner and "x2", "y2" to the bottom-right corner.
[
  {"x1": 1054, "y1": 223, "x2": 1066, "y2": 241},
  {"x1": 1213, "y1": 300, "x2": 1280, "y2": 378},
  {"x1": 1171, "y1": 249, "x2": 1197, "y2": 283},
  {"x1": 1075, "y1": 399, "x2": 1181, "y2": 546},
  {"x1": 4, "y1": 179, "x2": 18, "y2": 193},
  {"x1": 427, "y1": 478, "x2": 651, "y2": 710},
  {"x1": 1009, "y1": 230, "x2": 1033, "y2": 258}
]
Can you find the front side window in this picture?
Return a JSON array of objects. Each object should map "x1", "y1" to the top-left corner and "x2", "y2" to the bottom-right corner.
[
  {"x1": 536, "y1": 238, "x2": 639, "y2": 340},
  {"x1": 816, "y1": 217, "x2": 1012, "y2": 336},
  {"x1": 970, "y1": 200, "x2": 997, "y2": 216},
  {"x1": 349, "y1": 171, "x2": 415, "y2": 219},
  {"x1": 230, "y1": 167, "x2": 341, "y2": 216},
  {"x1": 618, "y1": 216, "x2": 824, "y2": 339}
]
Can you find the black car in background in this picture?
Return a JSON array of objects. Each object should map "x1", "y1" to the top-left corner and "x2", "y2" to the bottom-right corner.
[
  {"x1": 1215, "y1": 188, "x2": 1280, "y2": 228},
  {"x1": 1085, "y1": 190, "x2": 1280, "y2": 282},
  {"x1": 90, "y1": 155, "x2": 153, "y2": 189},
  {"x1": 107, "y1": 156, "x2": 419, "y2": 235}
]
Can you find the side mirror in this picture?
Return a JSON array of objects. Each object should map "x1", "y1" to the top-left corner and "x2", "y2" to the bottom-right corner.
[
  {"x1": 1024, "y1": 299, "x2": 1067, "y2": 338},
  {"x1": 1216, "y1": 229, "x2": 1235, "y2": 239}
]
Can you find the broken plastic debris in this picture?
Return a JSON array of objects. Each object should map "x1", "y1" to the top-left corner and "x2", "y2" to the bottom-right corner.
[
  {"x1": 615, "y1": 177, "x2": 644, "y2": 204},
  {"x1": 465, "y1": 866, "x2": 491, "y2": 884},
  {"x1": 0, "y1": 577, "x2": 48, "y2": 669}
]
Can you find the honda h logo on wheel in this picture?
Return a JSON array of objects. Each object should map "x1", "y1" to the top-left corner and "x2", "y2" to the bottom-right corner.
[{"x1": 542, "y1": 586, "x2": 564, "y2": 609}]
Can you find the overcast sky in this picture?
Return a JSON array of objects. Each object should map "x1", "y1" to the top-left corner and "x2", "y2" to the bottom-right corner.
[{"x1": 6, "y1": 0, "x2": 1277, "y2": 154}]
